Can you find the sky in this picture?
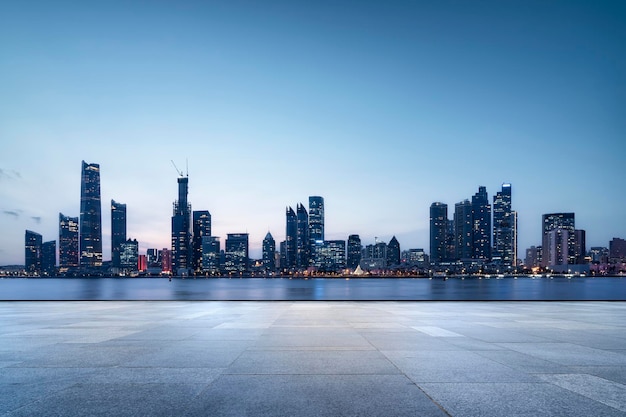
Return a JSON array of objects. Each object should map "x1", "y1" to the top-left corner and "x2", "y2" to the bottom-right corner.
[{"x1": 1, "y1": 0, "x2": 625, "y2": 264}]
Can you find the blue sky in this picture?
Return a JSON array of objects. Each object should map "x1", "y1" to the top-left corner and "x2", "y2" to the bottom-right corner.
[{"x1": 1, "y1": 0, "x2": 625, "y2": 264}]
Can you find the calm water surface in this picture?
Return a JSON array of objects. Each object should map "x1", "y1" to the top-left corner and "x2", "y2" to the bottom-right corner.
[{"x1": 1, "y1": 277, "x2": 625, "y2": 300}]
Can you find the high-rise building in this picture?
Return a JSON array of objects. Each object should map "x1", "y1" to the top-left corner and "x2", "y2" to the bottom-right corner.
[
  {"x1": 315, "y1": 240, "x2": 346, "y2": 271},
  {"x1": 161, "y1": 248, "x2": 172, "y2": 273},
  {"x1": 296, "y1": 203, "x2": 309, "y2": 268},
  {"x1": 171, "y1": 176, "x2": 191, "y2": 274},
  {"x1": 285, "y1": 207, "x2": 297, "y2": 269},
  {"x1": 492, "y1": 183, "x2": 515, "y2": 267},
  {"x1": 25, "y1": 230, "x2": 42, "y2": 274},
  {"x1": 590, "y1": 247, "x2": 609, "y2": 264},
  {"x1": 41, "y1": 241, "x2": 56, "y2": 276},
  {"x1": 120, "y1": 239, "x2": 139, "y2": 272},
  {"x1": 224, "y1": 233, "x2": 249, "y2": 273},
  {"x1": 262, "y1": 232, "x2": 276, "y2": 272},
  {"x1": 471, "y1": 186, "x2": 491, "y2": 260},
  {"x1": 80, "y1": 161, "x2": 102, "y2": 267},
  {"x1": 609, "y1": 238, "x2": 626, "y2": 262},
  {"x1": 111, "y1": 200, "x2": 127, "y2": 268},
  {"x1": 308, "y1": 196, "x2": 324, "y2": 264},
  {"x1": 192, "y1": 210, "x2": 211, "y2": 273},
  {"x1": 59, "y1": 213, "x2": 79, "y2": 270},
  {"x1": 361, "y1": 241, "x2": 387, "y2": 270},
  {"x1": 202, "y1": 236, "x2": 221, "y2": 274},
  {"x1": 387, "y1": 236, "x2": 401, "y2": 266},
  {"x1": 429, "y1": 202, "x2": 448, "y2": 263},
  {"x1": 574, "y1": 229, "x2": 586, "y2": 264},
  {"x1": 525, "y1": 246, "x2": 542, "y2": 268},
  {"x1": 147, "y1": 249, "x2": 160, "y2": 268},
  {"x1": 346, "y1": 234, "x2": 362, "y2": 269},
  {"x1": 546, "y1": 228, "x2": 570, "y2": 267},
  {"x1": 541, "y1": 213, "x2": 575, "y2": 267},
  {"x1": 454, "y1": 200, "x2": 473, "y2": 260}
]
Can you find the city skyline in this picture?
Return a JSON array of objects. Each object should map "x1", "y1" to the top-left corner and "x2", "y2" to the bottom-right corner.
[{"x1": 1, "y1": 1, "x2": 625, "y2": 264}]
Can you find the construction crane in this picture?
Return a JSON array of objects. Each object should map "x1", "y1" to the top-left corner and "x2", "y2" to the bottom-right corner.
[{"x1": 171, "y1": 160, "x2": 184, "y2": 177}]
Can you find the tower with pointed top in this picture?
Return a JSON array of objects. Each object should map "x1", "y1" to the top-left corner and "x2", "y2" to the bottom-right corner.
[
  {"x1": 285, "y1": 207, "x2": 297, "y2": 269},
  {"x1": 262, "y1": 232, "x2": 276, "y2": 272}
]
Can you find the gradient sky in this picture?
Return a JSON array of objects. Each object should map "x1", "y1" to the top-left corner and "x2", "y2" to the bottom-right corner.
[{"x1": 1, "y1": 0, "x2": 625, "y2": 264}]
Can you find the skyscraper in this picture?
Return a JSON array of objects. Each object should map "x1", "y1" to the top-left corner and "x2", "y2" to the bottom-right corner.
[
  {"x1": 347, "y1": 234, "x2": 362, "y2": 269},
  {"x1": 541, "y1": 213, "x2": 575, "y2": 267},
  {"x1": 262, "y1": 232, "x2": 276, "y2": 272},
  {"x1": 41, "y1": 241, "x2": 56, "y2": 276},
  {"x1": 429, "y1": 202, "x2": 448, "y2": 264},
  {"x1": 171, "y1": 176, "x2": 191, "y2": 274},
  {"x1": 492, "y1": 183, "x2": 515, "y2": 267},
  {"x1": 59, "y1": 213, "x2": 79, "y2": 270},
  {"x1": 111, "y1": 200, "x2": 127, "y2": 269},
  {"x1": 454, "y1": 200, "x2": 473, "y2": 260},
  {"x1": 471, "y1": 186, "x2": 491, "y2": 261},
  {"x1": 25, "y1": 230, "x2": 42, "y2": 274},
  {"x1": 308, "y1": 196, "x2": 324, "y2": 264},
  {"x1": 387, "y1": 236, "x2": 401, "y2": 266},
  {"x1": 120, "y1": 239, "x2": 139, "y2": 272},
  {"x1": 224, "y1": 233, "x2": 249, "y2": 273},
  {"x1": 296, "y1": 203, "x2": 309, "y2": 268},
  {"x1": 192, "y1": 210, "x2": 211, "y2": 273},
  {"x1": 285, "y1": 207, "x2": 297, "y2": 269},
  {"x1": 80, "y1": 161, "x2": 102, "y2": 267},
  {"x1": 202, "y1": 236, "x2": 221, "y2": 274}
]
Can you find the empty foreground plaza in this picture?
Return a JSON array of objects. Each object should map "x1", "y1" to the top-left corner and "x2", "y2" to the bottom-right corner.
[{"x1": 1, "y1": 301, "x2": 625, "y2": 416}]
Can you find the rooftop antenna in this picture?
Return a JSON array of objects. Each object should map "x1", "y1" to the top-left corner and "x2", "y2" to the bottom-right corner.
[{"x1": 171, "y1": 160, "x2": 183, "y2": 177}]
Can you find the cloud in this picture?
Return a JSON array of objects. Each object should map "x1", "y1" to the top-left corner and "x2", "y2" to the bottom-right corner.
[
  {"x1": 31, "y1": 216, "x2": 42, "y2": 224},
  {"x1": 0, "y1": 169, "x2": 21, "y2": 180},
  {"x1": 3, "y1": 210, "x2": 21, "y2": 218}
]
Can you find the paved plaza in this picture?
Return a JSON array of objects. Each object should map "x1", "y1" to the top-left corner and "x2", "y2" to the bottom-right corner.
[{"x1": 1, "y1": 301, "x2": 625, "y2": 416}]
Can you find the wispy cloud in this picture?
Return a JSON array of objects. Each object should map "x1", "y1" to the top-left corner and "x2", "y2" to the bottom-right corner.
[
  {"x1": 0, "y1": 169, "x2": 21, "y2": 180},
  {"x1": 3, "y1": 210, "x2": 21, "y2": 218},
  {"x1": 31, "y1": 216, "x2": 42, "y2": 224}
]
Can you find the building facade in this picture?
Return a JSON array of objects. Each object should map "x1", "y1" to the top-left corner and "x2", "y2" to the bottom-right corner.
[
  {"x1": 262, "y1": 232, "x2": 276, "y2": 272},
  {"x1": 296, "y1": 204, "x2": 309, "y2": 268},
  {"x1": 192, "y1": 210, "x2": 211, "y2": 273},
  {"x1": 41, "y1": 240, "x2": 56, "y2": 276},
  {"x1": 454, "y1": 200, "x2": 473, "y2": 260},
  {"x1": 224, "y1": 233, "x2": 249, "y2": 273},
  {"x1": 285, "y1": 207, "x2": 297, "y2": 269},
  {"x1": 171, "y1": 176, "x2": 191, "y2": 274},
  {"x1": 346, "y1": 234, "x2": 362, "y2": 269},
  {"x1": 541, "y1": 213, "x2": 575, "y2": 267},
  {"x1": 25, "y1": 230, "x2": 42, "y2": 274},
  {"x1": 111, "y1": 199, "x2": 127, "y2": 269},
  {"x1": 492, "y1": 183, "x2": 516, "y2": 267},
  {"x1": 202, "y1": 236, "x2": 221, "y2": 274},
  {"x1": 387, "y1": 236, "x2": 400, "y2": 266},
  {"x1": 308, "y1": 196, "x2": 324, "y2": 265},
  {"x1": 80, "y1": 161, "x2": 103, "y2": 267},
  {"x1": 429, "y1": 202, "x2": 448, "y2": 263},
  {"x1": 59, "y1": 213, "x2": 79, "y2": 271},
  {"x1": 471, "y1": 186, "x2": 491, "y2": 261}
]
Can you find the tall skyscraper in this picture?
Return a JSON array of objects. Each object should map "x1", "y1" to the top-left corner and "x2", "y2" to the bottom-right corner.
[
  {"x1": 202, "y1": 236, "x2": 221, "y2": 274},
  {"x1": 492, "y1": 183, "x2": 515, "y2": 267},
  {"x1": 192, "y1": 210, "x2": 211, "y2": 273},
  {"x1": 296, "y1": 204, "x2": 309, "y2": 268},
  {"x1": 387, "y1": 236, "x2": 401, "y2": 266},
  {"x1": 285, "y1": 207, "x2": 297, "y2": 269},
  {"x1": 541, "y1": 213, "x2": 575, "y2": 267},
  {"x1": 224, "y1": 233, "x2": 249, "y2": 273},
  {"x1": 347, "y1": 234, "x2": 362, "y2": 269},
  {"x1": 574, "y1": 229, "x2": 586, "y2": 264},
  {"x1": 454, "y1": 200, "x2": 473, "y2": 260},
  {"x1": 80, "y1": 161, "x2": 102, "y2": 267},
  {"x1": 41, "y1": 241, "x2": 56, "y2": 276},
  {"x1": 111, "y1": 200, "x2": 127, "y2": 269},
  {"x1": 171, "y1": 176, "x2": 191, "y2": 274},
  {"x1": 262, "y1": 232, "x2": 276, "y2": 272},
  {"x1": 308, "y1": 196, "x2": 324, "y2": 264},
  {"x1": 59, "y1": 213, "x2": 79, "y2": 270},
  {"x1": 430, "y1": 202, "x2": 448, "y2": 263},
  {"x1": 471, "y1": 186, "x2": 491, "y2": 260},
  {"x1": 25, "y1": 230, "x2": 42, "y2": 274}
]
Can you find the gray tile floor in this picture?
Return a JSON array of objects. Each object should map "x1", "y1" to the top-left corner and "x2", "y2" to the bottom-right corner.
[{"x1": 1, "y1": 301, "x2": 625, "y2": 416}]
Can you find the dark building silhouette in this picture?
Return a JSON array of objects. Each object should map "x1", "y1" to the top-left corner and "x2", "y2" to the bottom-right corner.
[
  {"x1": 192, "y1": 210, "x2": 211, "y2": 273},
  {"x1": 111, "y1": 200, "x2": 127, "y2": 269},
  {"x1": 41, "y1": 240, "x2": 56, "y2": 276},
  {"x1": 387, "y1": 236, "x2": 401, "y2": 266},
  {"x1": 296, "y1": 203, "x2": 309, "y2": 268},
  {"x1": 471, "y1": 186, "x2": 491, "y2": 260},
  {"x1": 308, "y1": 196, "x2": 324, "y2": 264},
  {"x1": 574, "y1": 229, "x2": 586, "y2": 264},
  {"x1": 285, "y1": 207, "x2": 297, "y2": 269},
  {"x1": 224, "y1": 233, "x2": 249, "y2": 273},
  {"x1": 493, "y1": 183, "x2": 516, "y2": 266},
  {"x1": 80, "y1": 161, "x2": 102, "y2": 267},
  {"x1": 430, "y1": 202, "x2": 448, "y2": 263},
  {"x1": 610, "y1": 238, "x2": 626, "y2": 262},
  {"x1": 454, "y1": 200, "x2": 473, "y2": 260},
  {"x1": 347, "y1": 234, "x2": 362, "y2": 269},
  {"x1": 59, "y1": 213, "x2": 79, "y2": 270},
  {"x1": 120, "y1": 239, "x2": 139, "y2": 272},
  {"x1": 171, "y1": 176, "x2": 191, "y2": 274},
  {"x1": 541, "y1": 213, "x2": 575, "y2": 267},
  {"x1": 25, "y1": 230, "x2": 42, "y2": 274},
  {"x1": 262, "y1": 232, "x2": 276, "y2": 272}
]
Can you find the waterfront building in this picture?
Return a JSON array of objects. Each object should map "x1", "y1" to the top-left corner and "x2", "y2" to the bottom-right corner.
[
  {"x1": 80, "y1": 161, "x2": 102, "y2": 267},
  {"x1": 429, "y1": 202, "x2": 448, "y2": 263},
  {"x1": 137, "y1": 255, "x2": 147, "y2": 272},
  {"x1": 161, "y1": 248, "x2": 172, "y2": 273},
  {"x1": 492, "y1": 183, "x2": 515, "y2": 267},
  {"x1": 308, "y1": 196, "x2": 324, "y2": 264},
  {"x1": 347, "y1": 234, "x2": 362, "y2": 269},
  {"x1": 41, "y1": 241, "x2": 56, "y2": 276},
  {"x1": 147, "y1": 249, "x2": 160, "y2": 267},
  {"x1": 574, "y1": 229, "x2": 586, "y2": 264},
  {"x1": 387, "y1": 236, "x2": 401, "y2": 266},
  {"x1": 404, "y1": 248, "x2": 428, "y2": 267},
  {"x1": 454, "y1": 200, "x2": 473, "y2": 260},
  {"x1": 119, "y1": 239, "x2": 139, "y2": 272},
  {"x1": 315, "y1": 240, "x2": 346, "y2": 272},
  {"x1": 296, "y1": 204, "x2": 309, "y2": 268},
  {"x1": 279, "y1": 240, "x2": 286, "y2": 270},
  {"x1": 111, "y1": 200, "x2": 127, "y2": 269},
  {"x1": 524, "y1": 246, "x2": 542, "y2": 268},
  {"x1": 541, "y1": 213, "x2": 575, "y2": 267},
  {"x1": 546, "y1": 229, "x2": 570, "y2": 268},
  {"x1": 192, "y1": 210, "x2": 211, "y2": 273},
  {"x1": 609, "y1": 238, "x2": 626, "y2": 262},
  {"x1": 59, "y1": 213, "x2": 79, "y2": 270},
  {"x1": 224, "y1": 233, "x2": 249, "y2": 273},
  {"x1": 25, "y1": 230, "x2": 42, "y2": 274},
  {"x1": 285, "y1": 207, "x2": 297, "y2": 269},
  {"x1": 202, "y1": 236, "x2": 221, "y2": 274},
  {"x1": 471, "y1": 186, "x2": 491, "y2": 260},
  {"x1": 360, "y1": 240, "x2": 387, "y2": 270},
  {"x1": 171, "y1": 176, "x2": 192, "y2": 275},
  {"x1": 590, "y1": 247, "x2": 609, "y2": 264},
  {"x1": 262, "y1": 232, "x2": 276, "y2": 272}
]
